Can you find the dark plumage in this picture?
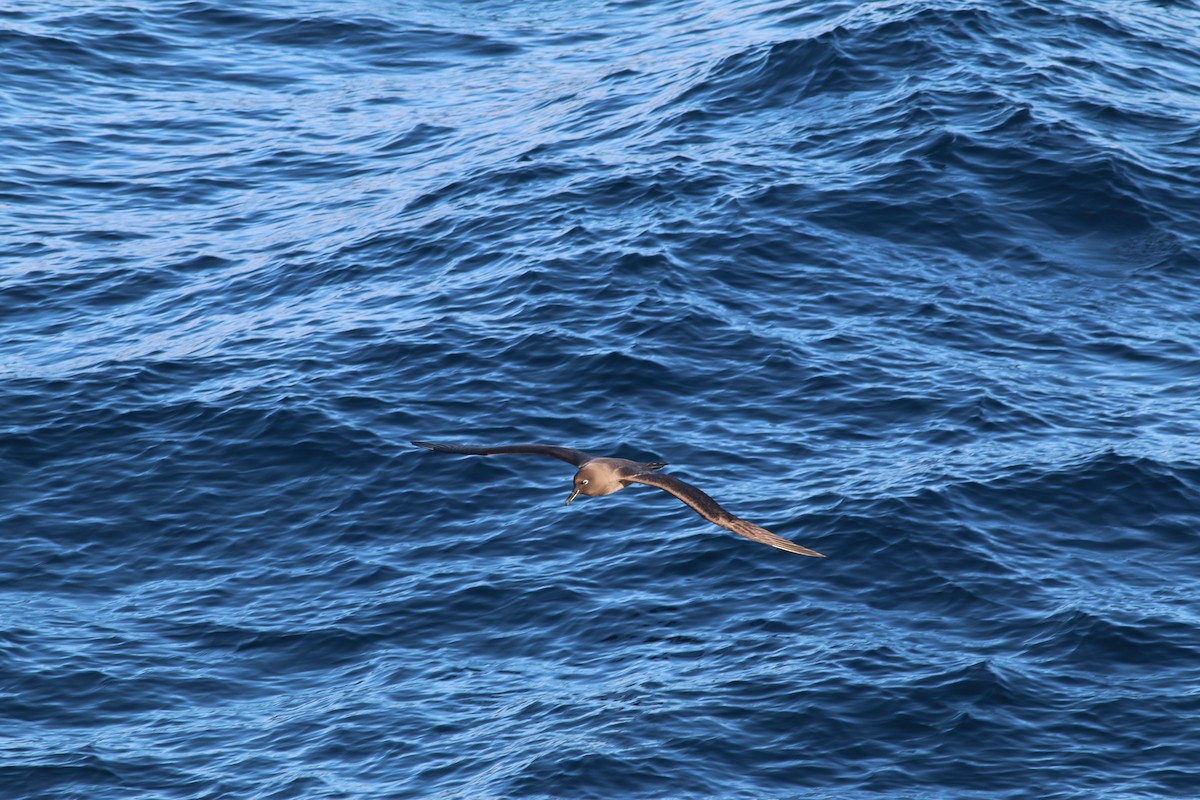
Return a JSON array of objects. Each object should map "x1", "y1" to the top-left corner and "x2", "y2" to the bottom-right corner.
[{"x1": 412, "y1": 440, "x2": 824, "y2": 557}]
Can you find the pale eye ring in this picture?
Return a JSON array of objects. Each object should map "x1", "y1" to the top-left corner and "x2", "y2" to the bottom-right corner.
[{"x1": 581, "y1": 479, "x2": 589, "y2": 486}]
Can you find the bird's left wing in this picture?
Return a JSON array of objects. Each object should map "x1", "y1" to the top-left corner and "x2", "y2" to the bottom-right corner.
[{"x1": 625, "y1": 471, "x2": 825, "y2": 557}]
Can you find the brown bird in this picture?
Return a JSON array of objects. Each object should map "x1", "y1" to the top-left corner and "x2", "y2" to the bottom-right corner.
[{"x1": 412, "y1": 440, "x2": 825, "y2": 557}]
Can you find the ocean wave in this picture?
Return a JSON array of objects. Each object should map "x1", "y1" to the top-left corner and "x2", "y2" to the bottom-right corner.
[{"x1": 5, "y1": 0, "x2": 1200, "y2": 797}]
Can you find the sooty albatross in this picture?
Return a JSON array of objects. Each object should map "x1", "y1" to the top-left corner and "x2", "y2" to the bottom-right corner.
[{"x1": 412, "y1": 440, "x2": 825, "y2": 557}]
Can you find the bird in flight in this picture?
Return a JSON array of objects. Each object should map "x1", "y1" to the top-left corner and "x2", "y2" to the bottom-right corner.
[{"x1": 412, "y1": 440, "x2": 824, "y2": 557}]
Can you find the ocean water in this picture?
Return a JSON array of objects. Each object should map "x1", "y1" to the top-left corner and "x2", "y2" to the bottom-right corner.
[{"x1": 3, "y1": 0, "x2": 1200, "y2": 797}]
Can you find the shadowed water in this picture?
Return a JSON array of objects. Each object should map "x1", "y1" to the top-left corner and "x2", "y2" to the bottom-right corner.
[{"x1": 3, "y1": 1, "x2": 1200, "y2": 798}]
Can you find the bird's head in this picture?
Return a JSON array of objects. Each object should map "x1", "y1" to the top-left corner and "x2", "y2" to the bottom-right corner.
[
  {"x1": 566, "y1": 462, "x2": 620, "y2": 504},
  {"x1": 566, "y1": 471, "x2": 591, "y2": 505}
]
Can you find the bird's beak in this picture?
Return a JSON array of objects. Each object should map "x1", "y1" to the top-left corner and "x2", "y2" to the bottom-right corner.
[{"x1": 566, "y1": 489, "x2": 579, "y2": 506}]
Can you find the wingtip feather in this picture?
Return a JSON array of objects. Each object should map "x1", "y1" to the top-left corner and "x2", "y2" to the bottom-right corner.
[{"x1": 731, "y1": 518, "x2": 825, "y2": 557}]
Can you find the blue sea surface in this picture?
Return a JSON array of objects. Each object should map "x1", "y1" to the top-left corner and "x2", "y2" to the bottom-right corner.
[{"x1": 4, "y1": 1, "x2": 1200, "y2": 797}]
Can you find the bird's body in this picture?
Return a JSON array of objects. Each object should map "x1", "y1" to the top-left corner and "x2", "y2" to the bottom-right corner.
[
  {"x1": 412, "y1": 440, "x2": 824, "y2": 557},
  {"x1": 567, "y1": 456, "x2": 668, "y2": 499}
]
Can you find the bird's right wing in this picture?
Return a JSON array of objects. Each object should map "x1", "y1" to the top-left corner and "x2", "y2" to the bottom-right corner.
[
  {"x1": 626, "y1": 471, "x2": 825, "y2": 557},
  {"x1": 412, "y1": 441, "x2": 595, "y2": 467}
]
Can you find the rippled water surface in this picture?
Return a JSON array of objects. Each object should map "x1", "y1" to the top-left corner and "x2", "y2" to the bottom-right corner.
[{"x1": 4, "y1": 1, "x2": 1200, "y2": 798}]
